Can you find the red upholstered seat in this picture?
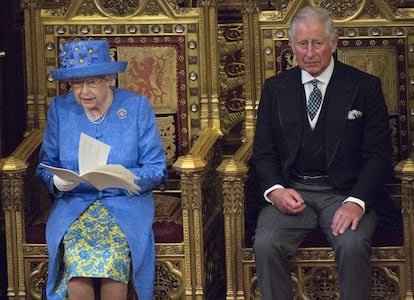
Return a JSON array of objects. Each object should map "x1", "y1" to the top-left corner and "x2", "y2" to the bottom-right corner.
[
  {"x1": 26, "y1": 221, "x2": 184, "y2": 244},
  {"x1": 25, "y1": 193, "x2": 184, "y2": 244}
]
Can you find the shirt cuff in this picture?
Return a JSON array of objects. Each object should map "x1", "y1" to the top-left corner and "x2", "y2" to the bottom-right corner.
[
  {"x1": 343, "y1": 196, "x2": 366, "y2": 213},
  {"x1": 264, "y1": 184, "x2": 285, "y2": 204},
  {"x1": 264, "y1": 185, "x2": 365, "y2": 213}
]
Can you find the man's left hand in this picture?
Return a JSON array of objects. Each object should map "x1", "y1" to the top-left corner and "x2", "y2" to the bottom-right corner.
[{"x1": 331, "y1": 202, "x2": 364, "y2": 236}]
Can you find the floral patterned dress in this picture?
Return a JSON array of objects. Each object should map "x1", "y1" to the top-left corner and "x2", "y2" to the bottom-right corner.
[{"x1": 54, "y1": 200, "x2": 131, "y2": 298}]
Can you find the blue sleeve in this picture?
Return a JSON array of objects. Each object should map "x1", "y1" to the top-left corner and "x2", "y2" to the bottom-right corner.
[
  {"x1": 129, "y1": 97, "x2": 167, "y2": 193},
  {"x1": 36, "y1": 97, "x2": 64, "y2": 197}
]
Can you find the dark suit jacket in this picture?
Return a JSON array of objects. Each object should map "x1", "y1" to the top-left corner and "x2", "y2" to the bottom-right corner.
[{"x1": 251, "y1": 60, "x2": 393, "y2": 210}]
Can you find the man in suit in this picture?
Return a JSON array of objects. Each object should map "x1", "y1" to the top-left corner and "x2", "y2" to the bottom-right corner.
[{"x1": 251, "y1": 6, "x2": 392, "y2": 300}]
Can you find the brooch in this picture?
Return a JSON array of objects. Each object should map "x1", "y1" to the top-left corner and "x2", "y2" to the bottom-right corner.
[{"x1": 117, "y1": 108, "x2": 127, "y2": 119}]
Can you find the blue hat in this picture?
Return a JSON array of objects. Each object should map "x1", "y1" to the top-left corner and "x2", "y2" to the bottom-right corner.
[{"x1": 50, "y1": 40, "x2": 127, "y2": 81}]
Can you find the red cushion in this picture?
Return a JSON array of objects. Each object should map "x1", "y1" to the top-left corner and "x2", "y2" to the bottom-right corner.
[
  {"x1": 152, "y1": 221, "x2": 183, "y2": 243},
  {"x1": 26, "y1": 223, "x2": 46, "y2": 244},
  {"x1": 26, "y1": 221, "x2": 184, "y2": 244}
]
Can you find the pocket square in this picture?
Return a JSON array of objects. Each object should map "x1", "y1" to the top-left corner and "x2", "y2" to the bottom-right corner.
[{"x1": 348, "y1": 110, "x2": 363, "y2": 120}]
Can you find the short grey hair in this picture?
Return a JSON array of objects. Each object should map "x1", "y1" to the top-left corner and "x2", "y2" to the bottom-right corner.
[{"x1": 288, "y1": 6, "x2": 337, "y2": 43}]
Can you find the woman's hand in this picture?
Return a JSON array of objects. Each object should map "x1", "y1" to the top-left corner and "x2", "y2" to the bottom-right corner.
[{"x1": 53, "y1": 175, "x2": 80, "y2": 191}]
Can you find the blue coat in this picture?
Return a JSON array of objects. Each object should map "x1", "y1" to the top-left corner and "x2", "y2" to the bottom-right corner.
[{"x1": 37, "y1": 87, "x2": 167, "y2": 300}]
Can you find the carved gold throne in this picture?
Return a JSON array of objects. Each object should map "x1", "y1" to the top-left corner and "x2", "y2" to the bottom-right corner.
[
  {"x1": 1, "y1": 1, "x2": 225, "y2": 299},
  {"x1": 218, "y1": 1, "x2": 414, "y2": 299}
]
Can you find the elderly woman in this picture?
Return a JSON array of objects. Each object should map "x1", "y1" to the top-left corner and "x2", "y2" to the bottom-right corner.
[{"x1": 37, "y1": 39, "x2": 167, "y2": 300}]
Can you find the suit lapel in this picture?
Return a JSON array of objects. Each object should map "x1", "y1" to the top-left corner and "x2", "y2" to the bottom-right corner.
[
  {"x1": 277, "y1": 69, "x2": 304, "y2": 164},
  {"x1": 325, "y1": 63, "x2": 357, "y2": 167}
]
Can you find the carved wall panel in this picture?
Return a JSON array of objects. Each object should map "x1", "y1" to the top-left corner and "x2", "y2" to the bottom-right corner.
[
  {"x1": 242, "y1": 249, "x2": 406, "y2": 300},
  {"x1": 218, "y1": 24, "x2": 245, "y2": 153}
]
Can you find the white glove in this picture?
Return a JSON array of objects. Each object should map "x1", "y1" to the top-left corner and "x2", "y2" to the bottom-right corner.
[{"x1": 53, "y1": 175, "x2": 80, "y2": 192}]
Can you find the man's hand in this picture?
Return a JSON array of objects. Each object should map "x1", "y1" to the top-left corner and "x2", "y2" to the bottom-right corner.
[
  {"x1": 331, "y1": 202, "x2": 364, "y2": 236},
  {"x1": 268, "y1": 188, "x2": 306, "y2": 215}
]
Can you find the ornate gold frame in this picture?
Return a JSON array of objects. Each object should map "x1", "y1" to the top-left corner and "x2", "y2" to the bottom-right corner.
[
  {"x1": 218, "y1": 1, "x2": 414, "y2": 299},
  {"x1": 2, "y1": 1, "x2": 224, "y2": 299}
]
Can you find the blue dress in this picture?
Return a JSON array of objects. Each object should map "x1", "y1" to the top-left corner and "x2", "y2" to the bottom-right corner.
[
  {"x1": 55, "y1": 200, "x2": 131, "y2": 299},
  {"x1": 37, "y1": 87, "x2": 167, "y2": 300}
]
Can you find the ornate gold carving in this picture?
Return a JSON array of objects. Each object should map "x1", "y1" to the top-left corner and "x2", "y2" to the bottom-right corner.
[
  {"x1": 1, "y1": 172, "x2": 24, "y2": 212},
  {"x1": 260, "y1": 0, "x2": 291, "y2": 20},
  {"x1": 243, "y1": 263, "x2": 404, "y2": 299},
  {"x1": 360, "y1": 1, "x2": 382, "y2": 18},
  {"x1": 155, "y1": 243, "x2": 185, "y2": 255},
  {"x1": 41, "y1": 0, "x2": 71, "y2": 17},
  {"x1": 311, "y1": 0, "x2": 366, "y2": 21},
  {"x1": 301, "y1": 266, "x2": 339, "y2": 299},
  {"x1": 96, "y1": 0, "x2": 140, "y2": 16},
  {"x1": 241, "y1": 248, "x2": 254, "y2": 261},
  {"x1": 372, "y1": 246, "x2": 406, "y2": 260},
  {"x1": 79, "y1": 0, "x2": 97, "y2": 16},
  {"x1": 145, "y1": 0, "x2": 163, "y2": 16},
  {"x1": 218, "y1": 24, "x2": 246, "y2": 138},
  {"x1": 250, "y1": 273, "x2": 261, "y2": 300},
  {"x1": 221, "y1": 177, "x2": 245, "y2": 215},
  {"x1": 157, "y1": 116, "x2": 177, "y2": 166},
  {"x1": 1, "y1": 160, "x2": 27, "y2": 298},
  {"x1": 371, "y1": 266, "x2": 401, "y2": 299},
  {"x1": 23, "y1": 245, "x2": 48, "y2": 256},
  {"x1": 28, "y1": 261, "x2": 47, "y2": 299},
  {"x1": 154, "y1": 260, "x2": 183, "y2": 299},
  {"x1": 268, "y1": 0, "x2": 291, "y2": 12},
  {"x1": 242, "y1": 246, "x2": 406, "y2": 262},
  {"x1": 337, "y1": 44, "x2": 400, "y2": 114},
  {"x1": 292, "y1": 248, "x2": 336, "y2": 261}
]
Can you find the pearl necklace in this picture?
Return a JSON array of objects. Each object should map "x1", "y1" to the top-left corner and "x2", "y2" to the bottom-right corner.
[
  {"x1": 84, "y1": 88, "x2": 112, "y2": 125},
  {"x1": 84, "y1": 104, "x2": 109, "y2": 124}
]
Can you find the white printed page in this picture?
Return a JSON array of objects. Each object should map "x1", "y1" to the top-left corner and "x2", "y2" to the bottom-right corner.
[
  {"x1": 78, "y1": 133, "x2": 111, "y2": 175},
  {"x1": 81, "y1": 165, "x2": 139, "y2": 192}
]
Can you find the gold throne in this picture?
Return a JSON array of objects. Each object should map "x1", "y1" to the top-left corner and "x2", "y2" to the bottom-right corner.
[
  {"x1": 218, "y1": 1, "x2": 414, "y2": 299},
  {"x1": 1, "y1": 1, "x2": 225, "y2": 299}
]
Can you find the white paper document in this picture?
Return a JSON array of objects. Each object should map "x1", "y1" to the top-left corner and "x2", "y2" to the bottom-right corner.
[{"x1": 41, "y1": 133, "x2": 139, "y2": 193}]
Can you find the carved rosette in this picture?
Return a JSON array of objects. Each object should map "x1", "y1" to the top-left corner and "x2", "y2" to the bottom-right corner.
[
  {"x1": 96, "y1": 0, "x2": 140, "y2": 16},
  {"x1": 154, "y1": 261, "x2": 183, "y2": 299},
  {"x1": 28, "y1": 261, "x2": 48, "y2": 299},
  {"x1": 371, "y1": 266, "x2": 401, "y2": 299},
  {"x1": 311, "y1": 0, "x2": 365, "y2": 21},
  {"x1": 242, "y1": 247, "x2": 405, "y2": 299},
  {"x1": 302, "y1": 266, "x2": 339, "y2": 299}
]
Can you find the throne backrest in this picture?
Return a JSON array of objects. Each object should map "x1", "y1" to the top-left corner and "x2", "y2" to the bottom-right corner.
[
  {"x1": 21, "y1": 0, "x2": 222, "y2": 241},
  {"x1": 238, "y1": 0, "x2": 413, "y2": 236},
  {"x1": 241, "y1": 1, "x2": 413, "y2": 162}
]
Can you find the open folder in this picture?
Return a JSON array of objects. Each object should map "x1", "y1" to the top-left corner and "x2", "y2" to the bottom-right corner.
[{"x1": 41, "y1": 133, "x2": 140, "y2": 193}]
